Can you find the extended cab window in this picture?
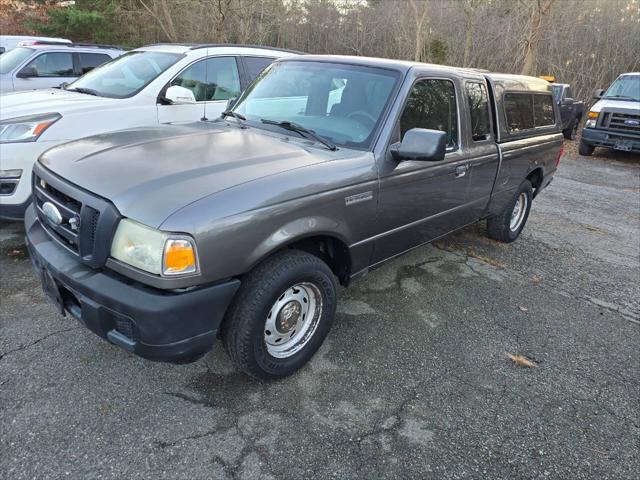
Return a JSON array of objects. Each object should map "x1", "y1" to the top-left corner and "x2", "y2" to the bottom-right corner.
[
  {"x1": 400, "y1": 79, "x2": 458, "y2": 150},
  {"x1": 25, "y1": 52, "x2": 74, "y2": 77},
  {"x1": 171, "y1": 56, "x2": 240, "y2": 101},
  {"x1": 78, "y1": 53, "x2": 111, "y2": 75},
  {"x1": 465, "y1": 82, "x2": 491, "y2": 141}
]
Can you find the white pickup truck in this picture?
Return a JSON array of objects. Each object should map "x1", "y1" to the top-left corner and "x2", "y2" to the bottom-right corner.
[{"x1": 0, "y1": 43, "x2": 298, "y2": 220}]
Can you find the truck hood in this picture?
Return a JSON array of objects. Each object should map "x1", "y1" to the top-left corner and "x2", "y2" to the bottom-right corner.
[
  {"x1": 590, "y1": 98, "x2": 640, "y2": 113},
  {"x1": 39, "y1": 123, "x2": 337, "y2": 228},
  {"x1": 0, "y1": 88, "x2": 118, "y2": 119}
]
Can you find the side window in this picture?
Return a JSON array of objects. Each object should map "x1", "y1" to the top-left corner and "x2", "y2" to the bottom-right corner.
[
  {"x1": 243, "y1": 56, "x2": 274, "y2": 82},
  {"x1": 465, "y1": 82, "x2": 491, "y2": 141},
  {"x1": 533, "y1": 94, "x2": 555, "y2": 126},
  {"x1": 504, "y1": 93, "x2": 534, "y2": 132},
  {"x1": 400, "y1": 79, "x2": 459, "y2": 149},
  {"x1": 171, "y1": 57, "x2": 240, "y2": 102},
  {"x1": 25, "y1": 52, "x2": 74, "y2": 77},
  {"x1": 78, "y1": 53, "x2": 111, "y2": 75},
  {"x1": 566, "y1": 86, "x2": 573, "y2": 99}
]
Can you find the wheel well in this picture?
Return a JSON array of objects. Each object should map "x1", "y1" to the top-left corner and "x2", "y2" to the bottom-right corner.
[
  {"x1": 527, "y1": 168, "x2": 544, "y2": 195},
  {"x1": 287, "y1": 235, "x2": 352, "y2": 286}
]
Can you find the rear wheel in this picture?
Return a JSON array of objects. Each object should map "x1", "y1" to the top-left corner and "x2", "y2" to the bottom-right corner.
[
  {"x1": 221, "y1": 250, "x2": 337, "y2": 380},
  {"x1": 579, "y1": 139, "x2": 595, "y2": 156},
  {"x1": 487, "y1": 180, "x2": 533, "y2": 243}
]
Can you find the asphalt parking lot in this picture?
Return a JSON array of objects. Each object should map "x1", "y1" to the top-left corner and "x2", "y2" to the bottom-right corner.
[{"x1": 1, "y1": 147, "x2": 638, "y2": 479}]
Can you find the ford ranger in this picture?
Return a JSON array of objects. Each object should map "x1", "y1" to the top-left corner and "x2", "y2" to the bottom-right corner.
[{"x1": 25, "y1": 56, "x2": 563, "y2": 379}]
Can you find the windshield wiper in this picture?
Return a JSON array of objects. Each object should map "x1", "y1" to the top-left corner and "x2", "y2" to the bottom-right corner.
[
  {"x1": 260, "y1": 119, "x2": 337, "y2": 151},
  {"x1": 65, "y1": 87, "x2": 100, "y2": 97},
  {"x1": 221, "y1": 110, "x2": 247, "y2": 128},
  {"x1": 603, "y1": 95, "x2": 638, "y2": 101}
]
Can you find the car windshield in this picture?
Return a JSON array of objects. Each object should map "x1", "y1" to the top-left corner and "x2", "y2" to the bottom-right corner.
[
  {"x1": 603, "y1": 75, "x2": 640, "y2": 102},
  {"x1": 0, "y1": 47, "x2": 33, "y2": 74},
  {"x1": 232, "y1": 61, "x2": 400, "y2": 149},
  {"x1": 66, "y1": 50, "x2": 183, "y2": 98}
]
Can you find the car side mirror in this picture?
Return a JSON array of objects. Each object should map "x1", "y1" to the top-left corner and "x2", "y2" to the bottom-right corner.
[
  {"x1": 17, "y1": 66, "x2": 38, "y2": 78},
  {"x1": 389, "y1": 128, "x2": 447, "y2": 162},
  {"x1": 561, "y1": 97, "x2": 574, "y2": 105},
  {"x1": 164, "y1": 85, "x2": 196, "y2": 105},
  {"x1": 593, "y1": 88, "x2": 604, "y2": 99}
]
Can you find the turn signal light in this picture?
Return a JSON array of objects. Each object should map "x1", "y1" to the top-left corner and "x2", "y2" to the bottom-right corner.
[
  {"x1": 163, "y1": 239, "x2": 197, "y2": 275},
  {"x1": 587, "y1": 111, "x2": 598, "y2": 119}
]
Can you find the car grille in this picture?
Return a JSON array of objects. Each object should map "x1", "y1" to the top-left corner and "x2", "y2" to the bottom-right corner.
[
  {"x1": 32, "y1": 165, "x2": 120, "y2": 268},
  {"x1": 602, "y1": 112, "x2": 640, "y2": 134}
]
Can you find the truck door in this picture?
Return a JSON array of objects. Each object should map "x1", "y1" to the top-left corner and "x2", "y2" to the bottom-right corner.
[
  {"x1": 373, "y1": 77, "x2": 472, "y2": 264},
  {"x1": 463, "y1": 80, "x2": 500, "y2": 220}
]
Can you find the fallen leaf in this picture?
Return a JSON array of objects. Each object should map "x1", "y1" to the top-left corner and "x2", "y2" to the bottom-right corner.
[
  {"x1": 532, "y1": 275, "x2": 542, "y2": 284},
  {"x1": 518, "y1": 306, "x2": 529, "y2": 312},
  {"x1": 506, "y1": 352, "x2": 538, "y2": 368}
]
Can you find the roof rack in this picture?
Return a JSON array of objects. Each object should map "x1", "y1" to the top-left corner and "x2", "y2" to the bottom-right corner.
[
  {"x1": 144, "y1": 43, "x2": 303, "y2": 55},
  {"x1": 24, "y1": 41, "x2": 128, "y2": 50}
]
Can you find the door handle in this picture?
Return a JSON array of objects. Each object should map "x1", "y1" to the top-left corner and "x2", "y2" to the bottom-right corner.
[{"x1": 455, "y1": 165, "x2": 467, "y2": 178}]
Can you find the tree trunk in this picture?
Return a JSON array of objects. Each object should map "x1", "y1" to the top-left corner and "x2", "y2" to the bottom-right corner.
[
  {"x1": 409, "y1": 0, "x2": 428, "y2": 62},
  {"x1": 520, "y1": 0, "x2": 556, "y2": 76}
]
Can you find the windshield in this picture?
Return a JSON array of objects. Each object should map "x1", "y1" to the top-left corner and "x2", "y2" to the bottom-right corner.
[
  {"x1": 232, "y1": 61, "x2": 400, "y2": 149},
  {"x1": 0, "y1": 47, "x2": 33, "y2": 75},
  {"x1": 604, "y1": 75, "x2": 640, "y2": 102},
  {"x1": 67, "y1": 50, "x2": 183, "y2": 98}
]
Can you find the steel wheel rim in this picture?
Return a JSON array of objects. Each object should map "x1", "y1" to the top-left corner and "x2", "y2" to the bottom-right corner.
[
  {"x1": 264, "y1": 282, "x2": 323, "y2": 358},
  {"x1": 510, "y1": 192, "x2": 528, "y2": 232}
]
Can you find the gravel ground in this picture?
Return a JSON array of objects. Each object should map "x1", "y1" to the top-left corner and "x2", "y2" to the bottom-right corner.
[{"x1": 1, "y1": 145, "x2": 638, "y2": 479}]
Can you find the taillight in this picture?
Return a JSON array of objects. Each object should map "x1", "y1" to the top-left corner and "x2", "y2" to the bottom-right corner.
[{"x1": 555, "y1": 144, "x2": 564, "y2": 167}]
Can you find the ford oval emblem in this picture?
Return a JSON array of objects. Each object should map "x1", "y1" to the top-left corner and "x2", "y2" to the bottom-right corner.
[
  {"x1": 624, "y1": 119, "x2": 639, "y2": 126},
  {"x1": 42, "y1": 201, "x2": 63, "y2": 225}
]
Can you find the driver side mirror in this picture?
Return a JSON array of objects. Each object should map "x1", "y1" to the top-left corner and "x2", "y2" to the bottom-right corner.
[
  {"x1": 593, "y1": 88, "x2": 604, "y2": 99},
  {"x1": 163, "y1": 85, "x2": 196, "y2": 105},
  {"x1": 389, "y1": 128, "x2": 447, "y2": 162},
  {"x1": 561, "y1": 97, "x2": 574, "y2": 105},
  {"x1": 17, "y1": 65, "x2": 38, "y2": 78}
]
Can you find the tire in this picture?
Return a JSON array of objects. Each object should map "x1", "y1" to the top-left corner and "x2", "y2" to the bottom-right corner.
[
  {"x1": 563, "y1": 118, "x2": 577, "y2": 140},
  {"x1": 487, "y1": 179, "x2": 533, "y2": 243},
  {"x1": 221, "y1": 250, "x2": 337, "y2": 380},
  {"x1": 579, "y1": 139, "x2": 595, "y2": 156}
]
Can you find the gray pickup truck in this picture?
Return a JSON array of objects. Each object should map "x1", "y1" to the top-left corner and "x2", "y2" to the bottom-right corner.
[{"x1": 26, "y1": 55, "x2": 563, "y2": 379}]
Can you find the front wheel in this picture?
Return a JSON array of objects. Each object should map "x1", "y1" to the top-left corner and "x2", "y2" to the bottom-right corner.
[
  {"x1": 486, "y1": 180, "x2": 533, "y2": 243},
  {"x1": 579, "y1": 139, "x2": 595, "y2": 156},
  {"x1": 221, "y1": 250, "x2": 337, "y2": 380},
  {"x1": 563, "y1": 118, "x2": 578, "y2": 140}
]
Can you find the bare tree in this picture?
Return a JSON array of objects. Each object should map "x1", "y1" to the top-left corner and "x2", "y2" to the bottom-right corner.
[
  {"x1": 520, "y1": 0, "x2": 557, "y2": 75},
  {"x1": 409, "y1": 0, "x2": 429, "y2": 62}
]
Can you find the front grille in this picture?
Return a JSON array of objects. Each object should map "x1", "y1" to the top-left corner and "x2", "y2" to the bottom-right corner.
[
  {"x1": 34, "y1": 176, "x2": 83, "y2": 254},
  {"x1": 114, "y1": 316, "x2": 139, "y2": 342},
  {"x1": 32, "y1": 165, "x2": 120, "y2": 268},
  {"x1": 604, "y1": 112, "x2": 640, "y2": 133}
]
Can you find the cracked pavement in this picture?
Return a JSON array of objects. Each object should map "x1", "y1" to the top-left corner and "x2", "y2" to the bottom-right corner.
[{"x1": 1, "y1": 149, "x2": 639, "y2": 479}]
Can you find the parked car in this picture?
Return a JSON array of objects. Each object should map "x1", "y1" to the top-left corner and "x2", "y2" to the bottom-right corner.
[
  {"x1": 0, "y1": 35, "x2": 71, "y2": 54},
  {"x1": 0, "y1": 43, "x2": 124, "y2": 93},
  {"x1": 550, "y1": 82, "x2": 584, "y2": 139},
  {"x1": 0, "y1": 44, "x2": 298, "y2": 220},
  {"x1": 25, "y1": 55, "x2": 563, "y2": 379},
  {"x1": 580, "y1": 72, "x2": 640, "y2": 155}
]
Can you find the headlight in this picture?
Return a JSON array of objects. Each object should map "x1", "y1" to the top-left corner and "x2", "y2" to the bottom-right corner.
[
  {"x1": 585, "y1": 119, "x2": 596, "y2": 128},
  {"x1": 0, "y1": 113, "x2": 61, "y2": 143},
  {"x1": 110, "y1": 218, "x2": 198, "y2": 276}
]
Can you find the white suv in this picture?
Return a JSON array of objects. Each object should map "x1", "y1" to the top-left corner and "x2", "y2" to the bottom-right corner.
[
  {"x1": 0, "y1": 43, "x2": 124, "y2": 93},
  {"x1": 0, "y1": 44, "x2": 298, "y2": 220}
]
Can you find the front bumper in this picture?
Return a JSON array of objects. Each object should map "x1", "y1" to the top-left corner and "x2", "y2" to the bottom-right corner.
[
  {"x1": 581, "y1": 128, "x2": 640, "y2": 152},
  {"x1": 0, "y1": 196, "x2": 31, "y2": 221},
  {"x1": 25, "y1": 205, "x2": 240, "y2": 363}
]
